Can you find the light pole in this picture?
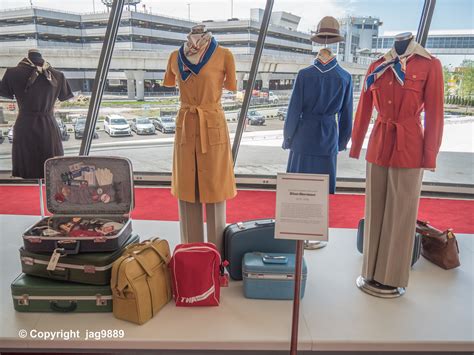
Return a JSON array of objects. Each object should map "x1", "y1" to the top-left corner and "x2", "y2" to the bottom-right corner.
[
  {"x1": 92, "y1": 0, "x2": 96, "y2": 13},
  {"x1": 231, "y1": 0, "x2": 234, "y2": 18},
  {"x1": 187, "y1": 3, "x2": 191, "y2": 21}
]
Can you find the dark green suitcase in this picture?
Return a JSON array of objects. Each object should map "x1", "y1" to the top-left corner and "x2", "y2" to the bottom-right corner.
[
  {"x1": 11, "y1": 274, "x2": 112, "y2": 313},
  {"x1": 20, "y1": 234, "x2": 139, "y2": 285}
]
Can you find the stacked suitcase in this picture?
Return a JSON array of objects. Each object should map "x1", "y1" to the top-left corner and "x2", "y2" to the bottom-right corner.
[{"x1": 11, "y1": 156, "x2": 138, "y2": 313}]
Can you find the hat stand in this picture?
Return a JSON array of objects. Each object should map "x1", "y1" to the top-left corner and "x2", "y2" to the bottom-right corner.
[{"x1": 356, "y1": 275, "x2": 406, "y2": 298}]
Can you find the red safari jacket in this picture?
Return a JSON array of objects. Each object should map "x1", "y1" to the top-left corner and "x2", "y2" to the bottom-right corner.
[{"x1": 350, "y1": 53, "x2": 444, "y2": 169}]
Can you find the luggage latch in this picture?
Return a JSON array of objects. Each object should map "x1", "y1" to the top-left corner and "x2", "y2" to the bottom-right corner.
[
  {"x1": 28, "y1": 237, "x2": 42, "y2": 244},
  {"x1": 236, "y1": 222, "x2": 245, "y2": 230},
  {"x1": 18, "y1": 294, "x2": 29, "y2": 306},
  {"x1": 96, "y1": 294, "x2": 108, "y2": 306},
  {"x1": 84, "y1": 265, "x2": 96, "y2": 274},
  {"x1": 93, "y1": 237, "x2": 107, "y2": 243}
]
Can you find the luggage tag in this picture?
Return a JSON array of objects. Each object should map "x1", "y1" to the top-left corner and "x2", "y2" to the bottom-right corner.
[{"x1": 46, "y1": 248, "x2": 64, "y2": 271}]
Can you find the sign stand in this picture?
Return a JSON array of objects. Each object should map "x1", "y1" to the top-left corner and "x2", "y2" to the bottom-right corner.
[{"x1": 290, "y1": 239, "x2": 304, "y2": 355}]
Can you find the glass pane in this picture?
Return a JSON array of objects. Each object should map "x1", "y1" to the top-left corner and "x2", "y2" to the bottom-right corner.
[
  {"x1": 425, "y1": 0, "x2": 474, "y2": 185},
  {"x1": 233, "y1": 0, "x2": 425, "y2": 179}
]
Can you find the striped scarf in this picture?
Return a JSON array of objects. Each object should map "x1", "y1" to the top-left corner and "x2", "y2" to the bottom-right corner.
[{"x1": 365, "y1": 56, "x2": 408, "y2": 91}]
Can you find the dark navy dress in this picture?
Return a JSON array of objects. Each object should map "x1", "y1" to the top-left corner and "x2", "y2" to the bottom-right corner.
[
  {"x1": 283, "y1": 57, "x2": 353, "y2": 193},
  {"x1": 0, "y1": 61, "x2": 73, "y2": 179}
]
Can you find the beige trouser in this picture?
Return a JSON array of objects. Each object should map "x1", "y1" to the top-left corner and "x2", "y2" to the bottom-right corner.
[
  {"x1": 178, "y1": 200, "x2": 226, "y2": 252},
  {"x1": 362, "y1": 162, "x2": 423, "y2": 288}
]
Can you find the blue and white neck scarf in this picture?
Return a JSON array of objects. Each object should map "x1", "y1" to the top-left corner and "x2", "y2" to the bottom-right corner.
[
  {"x1": 365, "y1": 56, "x2": 407, "y2": 91},
  {"x1": 178, "y1": 37, "x2": 218, "y2": 82},
  {"x1": 313, "y1": 56, "x2": 338, "y2": 73}
]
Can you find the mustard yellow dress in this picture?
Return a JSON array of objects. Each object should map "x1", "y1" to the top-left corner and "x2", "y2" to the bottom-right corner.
[{"x1": 163, "y1": 45, "x2": 237, "y2": 203}]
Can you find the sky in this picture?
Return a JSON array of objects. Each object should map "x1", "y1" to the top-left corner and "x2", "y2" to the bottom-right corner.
[{"x1": 1, "y1": 0, "x2": 472, "y2": 34}]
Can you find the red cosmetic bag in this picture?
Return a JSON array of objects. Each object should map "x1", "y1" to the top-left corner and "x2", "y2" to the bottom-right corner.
[{"x1": 169, "y1": 242, "x2": 225, "y2": 307}]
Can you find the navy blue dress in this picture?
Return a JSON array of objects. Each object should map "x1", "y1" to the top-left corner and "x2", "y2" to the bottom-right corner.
[{"x1": 283, "y1": 58, "x2": 353, "y2": 193}]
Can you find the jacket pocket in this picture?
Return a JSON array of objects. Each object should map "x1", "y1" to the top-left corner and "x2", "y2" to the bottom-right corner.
[
  {"x1": 207, "y1": 119, "x2": 227, "y2": 146},
  {"x1": 403, "y1": 72, "x2": 428, "y2": 93}
]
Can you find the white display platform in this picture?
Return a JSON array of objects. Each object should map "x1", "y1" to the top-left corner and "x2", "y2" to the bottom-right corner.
[{"x1": 0, "y1": 215, "x2": 472, "y2": 353}]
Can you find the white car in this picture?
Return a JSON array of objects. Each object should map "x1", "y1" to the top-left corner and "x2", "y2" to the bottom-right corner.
[{"x1": 104, "y1": 115, "x2": 132, "y2": 137}]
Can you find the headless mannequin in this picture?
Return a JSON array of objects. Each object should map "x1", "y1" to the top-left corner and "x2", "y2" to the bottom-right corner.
[
  {"x1": 177, "y1": 26, "x2": 227, "y2": 253},
  {"x1": 394, "y1": 32, "x2": 413, "y2": 55},
  {"x1": 28, "y1": 49, "x2": 46, "y2": 218},
  {"x1": 355, "y1": 31, "x2": 417, "y2": 297},
  {"x1": 28, "y1": 50, "x2": 45, "y2": 66}
]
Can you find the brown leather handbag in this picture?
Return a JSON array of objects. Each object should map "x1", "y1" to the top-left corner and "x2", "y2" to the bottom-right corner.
[{"x1": 416, "y1": 220, "x2": 460, "y2": 270}]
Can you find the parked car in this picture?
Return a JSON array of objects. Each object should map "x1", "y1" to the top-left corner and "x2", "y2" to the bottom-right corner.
[
  {"x1": 74, "y1": 117, "x2": 99, "y2": 140},
  {"x1": 277, "y1": 107, "x2": 288, "y2": 121},
  {"x1": 104, "y1": 115, "x2": 132, "y2": 137},
  {"x1": 131, "y1": 117, "x2": 156, "y2": 135},
  {"x1": 153, "y1": 116, "x2": 176, "y2": 133},
  {"x1": 246, "y1": 110, "x2": 266, "y2": 126},
  {"x1": 7, "y1": 120, "x2": 70, "y2": 143},
  {"x1": 7, "y1": 127, "x2": 13, "y2": 143},
  {"x1": 268, "y1": 91, "x2": 279, "y2": 104},
  {"x1": 0, "y1": 130, "x2": 4, "y2": 144},
  {"x1": 56, "y1": 119, "x2": 70, "y2": 141}
]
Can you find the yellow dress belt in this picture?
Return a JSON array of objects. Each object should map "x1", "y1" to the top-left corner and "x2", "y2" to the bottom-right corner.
[{"x1": 179, "y1": 102, "x2": 223, "y2": 154}]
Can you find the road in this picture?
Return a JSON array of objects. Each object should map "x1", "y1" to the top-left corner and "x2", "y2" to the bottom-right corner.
[{"x1": 0, "y1": 116, "x2": 472, "y2": 185}]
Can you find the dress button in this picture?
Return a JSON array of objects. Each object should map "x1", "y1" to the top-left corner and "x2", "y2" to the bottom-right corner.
[
  {"x1": 389, "y1": 81, "x2": 393, "y2": 85},
  {"x1": 412, "y1": 75, "x2": 417, "y2": 79},
  {"x1": 388, "y1": 100, "x2": 392, "y2": 104}
]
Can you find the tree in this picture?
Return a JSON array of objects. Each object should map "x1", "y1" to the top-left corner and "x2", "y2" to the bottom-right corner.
[
  {"x1": 442, "y1": 66, "x2": 451, "y2": 97},
  {"x1": 459, "y1": 60, "x2": 474, "y2": 99}
]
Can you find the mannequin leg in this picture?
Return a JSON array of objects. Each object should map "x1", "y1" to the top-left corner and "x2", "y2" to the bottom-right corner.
[
  {"x1": 373, "y1": 167, "x2": 423, "y2": 287},
  {"x1": 206, "y1": 201, "x2": 226, "y2": 253},
  {"x1": 178, "y1": 200, "x2": 204, "y2": 244},
  {"x1": 361, "y1": 163, "x2": 388, "y2": 281}
]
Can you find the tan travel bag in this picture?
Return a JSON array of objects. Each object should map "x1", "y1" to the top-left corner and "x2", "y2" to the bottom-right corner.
[{"x1": 111, "y1": 237, "x2": 172, "y2": 324}]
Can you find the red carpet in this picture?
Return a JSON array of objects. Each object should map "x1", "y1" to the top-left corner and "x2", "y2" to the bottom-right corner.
[{"x1": 1, "y1": 185, "x2": 473, "y2": 233}]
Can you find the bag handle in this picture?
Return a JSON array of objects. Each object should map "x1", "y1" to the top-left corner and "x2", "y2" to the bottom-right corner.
[{"x1": 50, "y1": 300, "x2": 77, "y2": 312}]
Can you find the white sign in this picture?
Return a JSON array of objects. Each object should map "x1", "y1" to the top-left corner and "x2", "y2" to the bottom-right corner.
[{"x1": 275, "y1": 173, "x2": 329, "y2": 241}]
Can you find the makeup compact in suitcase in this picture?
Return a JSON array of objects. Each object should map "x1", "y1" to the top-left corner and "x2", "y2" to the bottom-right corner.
[
  {"x1": 11, "y1": 274, "x2": 112, "y2": 312},
  {"x1": 356, "y1": 219, "x2": 422, "y2": 267},
  {"x1": 22, "y1": 156, "x2": 135, "y2": 254},
  {"x1": 223, "y1": 219, "x2": 296, "y2": 280},
  {"x1": 20, "y1": 234, "x2": 140, "y2": 285},
  {"x1": 242, "y1": 252, "x2": 307, "y2": 300}
]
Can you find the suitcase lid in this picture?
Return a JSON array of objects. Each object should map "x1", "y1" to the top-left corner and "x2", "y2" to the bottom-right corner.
[
  {"x1": 242, "y1": 252, "x2": 307, "y2": 275},
  {"x1": 44, "y1": 156, "x2": 134, "y2": 215}
]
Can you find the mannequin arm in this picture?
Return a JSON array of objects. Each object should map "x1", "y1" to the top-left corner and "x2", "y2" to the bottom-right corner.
[
  {"x1": 282, "y1": 72, "x2": 304, "y2": 149},
  {"x1": 422, "y1": 58, "x2": 444, "y2": 169},
  {"x1": 338, "y1": 76, "x2": 353, "y2": 151},
  {"x1": 349, "y1": 62, "x2": 376, "y2": 159}
]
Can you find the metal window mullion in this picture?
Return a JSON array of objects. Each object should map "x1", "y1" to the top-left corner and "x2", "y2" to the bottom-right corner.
[
  {"x1": 416, "y1": 0, "x2": 436, "y2": 47},
  {"x1": 79, "y1": 0, "x2": 125, "y2": 155},
  {"x1": 231, "y1": 0, "x2": 275, "y2": 165}
]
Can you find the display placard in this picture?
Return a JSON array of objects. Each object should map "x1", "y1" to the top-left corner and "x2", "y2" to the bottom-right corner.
[{"x1": 275, "y1": 173, "x2": 329, "y2": 241}]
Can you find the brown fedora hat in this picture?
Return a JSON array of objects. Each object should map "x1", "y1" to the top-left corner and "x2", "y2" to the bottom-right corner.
[{"x1": 311, "y1": 16, "x2": 344, "y2": 44}]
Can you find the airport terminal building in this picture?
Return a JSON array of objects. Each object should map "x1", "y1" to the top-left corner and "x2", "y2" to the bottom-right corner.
[{"x1": 0, "y1": 7, "x2": 372, "y2": 99}]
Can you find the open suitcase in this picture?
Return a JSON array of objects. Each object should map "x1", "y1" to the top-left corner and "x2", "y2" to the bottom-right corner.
[
  {"x1": 223, "y1": 219, "x2": 296, "y2": 280},
  {"x1": 22, "y1": 156, "x2": 135, "y2": 254},
  {"x1": 11, "y1": 274, "x2": 112, "y2": 313},
  {"x1": 242, "y1": 252, "x2": 307, "y2": 300},
  {"x1": 20, "y1": 234, "x2": 140, "y2": 285}
]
